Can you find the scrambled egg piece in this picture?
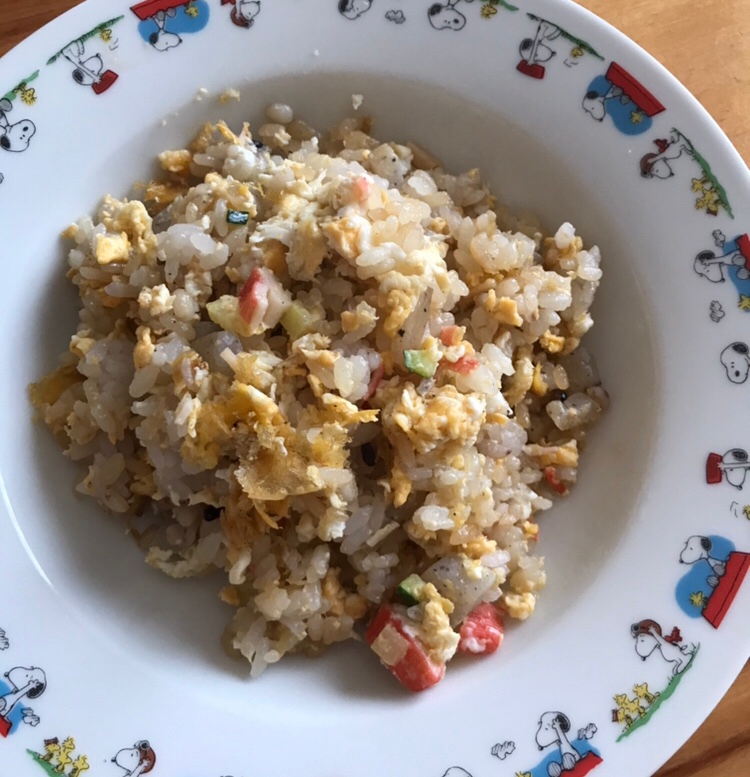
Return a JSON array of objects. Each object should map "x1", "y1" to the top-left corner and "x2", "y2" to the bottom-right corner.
[
  {"x1": 236, "y1": 448, "x2": 324, "y2": 500},
  {"x1": 28, "y1": 364, "x2": 81, "y2": 412},
  {"x1": 69, "y1": 334, "x2": 95, "y2": 358},
  {"x1": 341, "y1": 300, "x2": 377, "y2": 336},
  {"x1": 203, "y1": 172, "x2": 257, "y2": 215},
  {"x1": 390, "y1": 465, "x2": 412, "y2": 508},
  {"x1": 159, "y1": 148, "x2": 192, "y2": 177},
  {"x1": 524, "y1": 440, "x2": 578, "y2": 468},
  {"x1": 321, "y1": 216, "x2": 364, "y2": 261},
  {"x1": 503, "y1": 592, "x2": 537, "y2": 621},
  {"x1": 381, "y1": 288, "x2": 414, "y2": 337},
  {"x1": 95, "y1": 232, "x2": 130, "y2": 265},
  {"x1": 539, "y1": 330, "x2": 565, "y2": 354},
  {"x1": 504, "y1": 347, "x2": 534, "y2": 407},
  {"x1": 255, "y1": 238, "x2": 287, "y2": 277},
  {"x1": 417, "y1": 583, "x2": 460, "y2": 664},
  {"x1": 181, "y1": 381, "x2": 263, "y2": 469},
  {"x1": 321, "y1": 568, "x2": 367, "y2": 620},
  {"x1": 287, "y1": 212, "x2": 330, "y2": 280},
  {"x1": 189, "y1": 121, "x2": 241, "y2": 154},
  {"x1": 522, "y1": 520, "x2": 539, "y2": 540},
  {"x1": 483, "y1": 289, "x2": 523, "y2": 327},
  {"x1": 531, "y1": 363, "x2": 547, "y2": 397},
  {"x1": 381, "y1": 383, "x2": 486, "y2": 455},
  {"x1": 143, "y1": 180, "x2": 188, "y2": 213},
  {"x1": 319, "y1": 393, "x2": 379, "y2": 425},
  {"x1": 139, "y1": 284, "x2": 174, "y2": 317},
  {"x1": 133, "y1": 326, "x2": 155, "y2": 369},
  {"x1": 233, "y1": 353, "x2": 280, "y2": 393},
  {"x1": 99, "y1": 196, "x2": 157, "y2": 259}
]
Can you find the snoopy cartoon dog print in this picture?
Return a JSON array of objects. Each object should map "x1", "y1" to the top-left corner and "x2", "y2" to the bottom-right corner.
[
  {"x1": 222, "y1": 0, "x2": 260, "y2": 28},
  {"x1": 111, "y1": 740, "x2": 156, "y2": 776},
  {"x1": 630, "y1": 620, "x2": 695, "y2": 677},
  {"x1": 534, "y1": 712, "x2": 602, "y2": 777},
  {"x1": 428, "y1": 0, "x2": 472, "y2": 31},
  {"x1": 0, "y1": 98, "x2": 36, "y2": 153},
  {"x1": 720, "y1": 342, "x2": 750, "y2": 384},
  {"x1": 131, "y1": 1, "x2": 210, "y2": 51},
  {"x1": 0, "y1": 665, "x2": 47, "y2": 737},
  {"x1": 706, "y1": 448, "x2": 750, "y2": 489},
  {"x1": 338, "y1": 0, "x2": 373, "y2": 21},
  {"x1": 677, "y1": 535, "x2": 750, "y2": 628}
]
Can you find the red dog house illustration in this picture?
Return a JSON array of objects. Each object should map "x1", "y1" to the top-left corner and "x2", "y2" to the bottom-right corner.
[
  {"x1": 0, "y1": 714, "x2": 11, "y2": 738},
  {"x1": 702, "y1": 551, "x2": 750, "y2": 628},
  {"x1": 91, "y1": 70, "x2": 118, "y2": 94},
  {"x1": 706, "y1": 452, "x2": 724, "y2": 484},
  {"x1": 130, "y1": 0, "x2": 187, "y2": 20},
  {"x1": 603, "y1": 62, "x2": 665, "y2": 117},
  {"x1": 737, "y1": 233, "x2": 750, "y2": 269},
  {"x1": 517, "y1": 60, "x2": 545, "y2": 79},
  {"x1": 567, "y1": 752, "x2": 604, "y2": 776}
]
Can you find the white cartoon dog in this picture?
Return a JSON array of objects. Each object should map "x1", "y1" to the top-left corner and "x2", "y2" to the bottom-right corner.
[
  {"x1": 706, "y1": 448, "x2": 750, "y2": 490},
  {"x1": 640, "y1": 129, "x2": 694, "y2": 180},
  {"x1": 111, "y1": 740, "x2": 156, "y2": 777},
  {"x1": 338, "y1": 0, "x2": 373, "y2": 20},
  {"x1": 720, "y1": 342, "x2": 750, "y2": 384},
  {"x1": 582, "y1": 83, "x2": 629, "y2": 122},
  {"x1": 147, "y1": 9, "x2": 182, "y2": 51},
  {"x1": 535, "y1": 712, "x2": 583, "y2": 777},
  {"x1": 428, "y1": 0, "x2": 475, "y2": 31},
  {"x1": 58, "y1": 39, "x2": 119, "y2": 94},
  {"x1": 0, "y1": 98, "x2": 36, "y2": 153},
  {"x1": 631, "y1": 620, "x2": 694, "y2": 677},
  {"x1": 693, "y1": 230, "x2": 750, "y2": 285},
  {"x1": 680, "y1": 535, "x2": 727, "y2": 587},
  {"x1": 223, "y1": 0, "x2": 261, "y2": 27},
  {"x1": 63, "y1": 40, "x2": 106, "y2": 86},
  {"x1": 0, "y1": 666, "x2": 47, "y2": 734},
  {"x1": 518, "y1": 19, "x2": 561, "y2": 70}
]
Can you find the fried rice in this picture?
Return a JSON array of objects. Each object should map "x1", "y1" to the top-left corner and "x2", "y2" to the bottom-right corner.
[{"x1": 30, "y1": 103, "x2": 607, "y2": 686}]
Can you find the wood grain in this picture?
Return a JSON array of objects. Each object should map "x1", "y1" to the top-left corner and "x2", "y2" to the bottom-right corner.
[{"x1": 0, "y1": 1, "x2": 747, "y2": 775}]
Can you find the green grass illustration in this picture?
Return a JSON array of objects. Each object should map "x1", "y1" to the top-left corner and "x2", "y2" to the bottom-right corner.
[
  {"x1": 664, "y1": 128, "x2": 733, "y2": 217},
  {"x1": 484, "y1": 0, "x2": 520, "y2": 11},
  {"x1": 2, "y1": 70, "x2": 40, "y2": 102},
  {"x1": 27, "y1": 751, "x2": 59, "y2": 777},
  {"x1": 616, "y1": 644, "x2": 700, "y2": 742},
  {"x1": 689, "y1": 144, "x2": 733, "y2": 219}
]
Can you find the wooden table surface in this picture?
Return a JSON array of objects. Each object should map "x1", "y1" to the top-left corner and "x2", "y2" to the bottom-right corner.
[{"x1": 1, "y1": 1, "x2": 748, "y2": 775}]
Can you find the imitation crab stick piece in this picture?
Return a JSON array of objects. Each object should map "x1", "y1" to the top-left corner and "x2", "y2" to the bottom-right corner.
[
  {"x1": 544, "y1": 466, "x2": 567, "y2": 495},
  {"x1": 238, "y1": 267, "x2": 269, "y2": 325},
  {"x1": 441, "y1": 355, "x2": 479, "y2": 374},
  {"x1": 353, "y1": 176, "x2": 372, "y2": 202},
  {"x1": 439, "y1": 325, "x2": 462, "y2": 347},
  {"x1": 458, "y1": 603, "x2": 504, "y2": 655},
  {"x1": 365, "y1": 605, "x2": 445, "y2": 692}
]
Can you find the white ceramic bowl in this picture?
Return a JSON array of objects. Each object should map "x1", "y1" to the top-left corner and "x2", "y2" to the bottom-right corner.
[{"x1": 0, "y1": 1, "x2": 748, "y2": 776}]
